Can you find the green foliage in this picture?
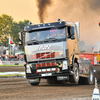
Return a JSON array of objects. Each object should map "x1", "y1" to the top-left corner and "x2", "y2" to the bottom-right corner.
[
  {"x1": 0, "y1": 14, "x2": 13, "y2": 46},
  {"x1": 18, "y1": 20, "x2": 30, "y2": 50},
  {"x1": 0, "y1": 14, "x2": 30, "y2": 47},
  {"x1": 18, "y1": 20, "x2": 30, "y2": 31},
  {"x1": 11, "y1": 22, "x2": 20, "y2": 45}
]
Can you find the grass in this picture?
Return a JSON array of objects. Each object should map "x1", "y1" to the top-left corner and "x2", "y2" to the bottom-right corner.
[
  {"x1": 0, "y1": 65, "x2": 24, "y2": 67},
  {"x1": 0, "y1": 74, "x2": 25, "y2": 77}
]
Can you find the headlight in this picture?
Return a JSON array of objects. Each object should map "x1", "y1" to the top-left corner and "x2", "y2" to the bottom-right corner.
[
  {"x1": 26, "y1": 64, "x2": 30, "y2": 68},
  {"x1": 62, "y1": 61, "x2": 68, "y2": 70},
  {"x1": 26, "y1": 64, "x2": 32, "y2": 68},
  {"x1": 26, "y1": 64, "x2": 31, "y2": 73}
]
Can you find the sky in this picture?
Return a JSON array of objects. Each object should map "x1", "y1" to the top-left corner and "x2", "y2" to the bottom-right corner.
[
  {"x1": 0, "y1": 0, "x2": 100, "y2": 46},
  {"x1": 0, "y1": 0, "x2": 39, "y2": 23}
]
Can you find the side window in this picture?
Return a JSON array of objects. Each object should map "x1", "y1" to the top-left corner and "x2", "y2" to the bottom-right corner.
[
  {"x1": 67, "y1": 27, "x2": 71, "y2": 38},
  {"x1": 67, "y1": 26, "x2": 75, "y2": 38}
]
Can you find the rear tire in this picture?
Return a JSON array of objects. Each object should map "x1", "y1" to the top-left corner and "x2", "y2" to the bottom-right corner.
[
  {"x1": 85, "y1": 66, "x2": 93, "y2": 85},
  {"x1": 79, "y1": 66, "x2": 93, "y2": 85},
  {"x1": 69, "y1": 63, "x2": 79, "y2": 83}
]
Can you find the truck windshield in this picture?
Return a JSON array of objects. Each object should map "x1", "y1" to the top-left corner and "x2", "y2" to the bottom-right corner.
[{"x1": 25, "y1": 27, "x2": 66, "y2": 42}]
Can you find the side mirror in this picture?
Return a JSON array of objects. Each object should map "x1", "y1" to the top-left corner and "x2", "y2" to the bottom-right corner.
[
  {"x1": 71, "y1": 35, "x2": 75, "y2": 40},
  {"x1": 75, "y1": 22, "x2": 80, "y2": 41},
  {"x1": 70, "y1": 27, "x2": 74, "y2": 36},
  {"x1": 18, "y1": 32, "x2": 23, "y2": 41},
  {"x1": 18, "y1": 32, "x2": 23, "y2": 45}
]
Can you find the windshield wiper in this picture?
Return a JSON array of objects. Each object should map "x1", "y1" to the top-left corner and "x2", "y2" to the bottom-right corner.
[
  {"x1": 27, "y1": 39, "x2": 39, "y2": 45},
  {"x1": 43, "y1": 37, "x2": 60, "y2": 42}
]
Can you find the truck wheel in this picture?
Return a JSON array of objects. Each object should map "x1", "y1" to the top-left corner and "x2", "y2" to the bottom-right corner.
[
  {"x1": 69, "y1": 63, "x2": 79, "y2": 83},
  {"x1": 30, "y1": 82, "x2": 40, "y2": 86},
  {"x1": 28, "y1": 78, "x2": 40, "y2": 86},
  {"x1": 79, "y1": 66, "x2": 93, "y2": 85},
  {"x1": 85, "y1": 66, "x2": 93, "y2": 85}
]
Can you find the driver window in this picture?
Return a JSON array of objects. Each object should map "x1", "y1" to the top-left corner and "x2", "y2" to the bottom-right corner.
[{"x1": 67, "y1": 27, "x2": 71, "y2": 38}]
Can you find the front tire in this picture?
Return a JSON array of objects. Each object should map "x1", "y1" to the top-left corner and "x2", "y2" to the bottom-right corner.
[
  {"x1": 69, "y1": 63, "x2": 79, "y2": 83},
  {"x1": 28, "y1": 78, "x2": 40, "y2": 86},
  {"x1": 30, "y1": 82, "x2": 40, "y2": 86}
]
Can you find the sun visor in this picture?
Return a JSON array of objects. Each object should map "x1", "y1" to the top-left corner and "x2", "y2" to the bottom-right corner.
[{"x1": 75, "y1": 22, "x2": 80, "y2": 41}]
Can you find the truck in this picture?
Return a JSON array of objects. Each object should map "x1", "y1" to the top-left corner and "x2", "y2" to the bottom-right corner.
[{"x1": 18, "y1": 19, "x2": 93, "y2": 85}]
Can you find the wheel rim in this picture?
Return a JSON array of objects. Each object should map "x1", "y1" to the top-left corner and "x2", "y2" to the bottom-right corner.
[
  {"x1": 90, "y1": 69, "x2": 93, "y2": 82},
  {"x1": 75, "y1": 67, "x2": 79, "y2": 79}
]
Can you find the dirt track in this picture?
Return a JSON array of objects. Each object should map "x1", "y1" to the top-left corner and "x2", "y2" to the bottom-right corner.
[
  {"x1": 0, "y1": 78, "x2": 97, "y2": 100},
  {"x1": 0, "y1": 66, "x2": 100, "y2": 100},
  {"x1": 0, "y1": 67, "x2": 24, "y2": 72}
]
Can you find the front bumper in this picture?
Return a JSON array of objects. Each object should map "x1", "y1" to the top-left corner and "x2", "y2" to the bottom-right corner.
[
  {"x1": 26, "y1": 70, "x2": 73, "y2": 79},
  {"x1": 25, "y1": 60, "x2": 71, "y2": 79}
]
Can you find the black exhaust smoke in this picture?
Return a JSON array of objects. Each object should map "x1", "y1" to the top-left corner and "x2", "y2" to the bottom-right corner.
[{"x1": 36, "y1": 0, "x2": 52, "y2": 23}]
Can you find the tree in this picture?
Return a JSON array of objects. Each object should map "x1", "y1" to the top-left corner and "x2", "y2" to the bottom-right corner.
[
  {"x1": 18, "y1": 20, "x2": 30, "y2": 50},
  {"x1": 10, "y1": 22, "x2": 20, "y2": 45},
  {"x1": 0, "y1": 14, "x2": 13, "y2": 46},
  {"x1": 18, "y1": 20, "x2": 30, "y2": 31},
  {"x1": 0, "y1": 14, "x2": 30, "y2": 47},
  {"x1": 11, "y1": 20, "x2": 30, "y2": 46}
]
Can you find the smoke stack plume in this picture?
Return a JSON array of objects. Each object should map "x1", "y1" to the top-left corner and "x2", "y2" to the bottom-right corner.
[
  {"x1": 36, "y1": 0, "x2": 52, "y2": 23},
  {"x1": 88, "y1": 0, "x2": 100, "y2": 10}
]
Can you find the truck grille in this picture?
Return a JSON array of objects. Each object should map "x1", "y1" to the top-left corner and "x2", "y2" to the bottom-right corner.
[
  {"x1": 36, "y1": 52, "x2": 59, "y2": 59},
  {"x1": 30, "y1": 52, "x2": 60, "y2": 60}
]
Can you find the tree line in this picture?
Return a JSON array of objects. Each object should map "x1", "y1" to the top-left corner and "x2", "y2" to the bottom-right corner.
[{"x1": 0, "y1": 14, "x2": 30, "y2": 46}]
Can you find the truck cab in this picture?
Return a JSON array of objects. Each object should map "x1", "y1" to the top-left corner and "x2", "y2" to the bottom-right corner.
[{"x1": 18, "y1": 20, "x2": 93, "y2": 85}]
